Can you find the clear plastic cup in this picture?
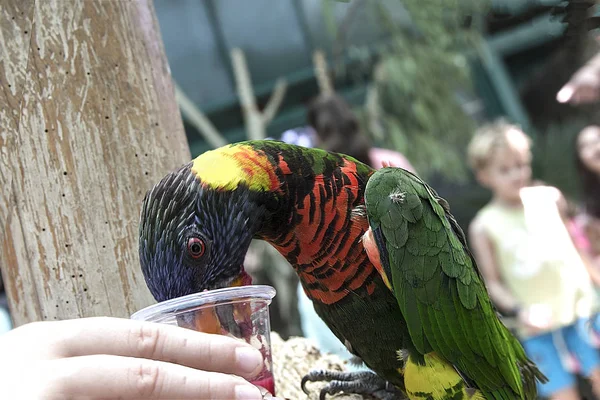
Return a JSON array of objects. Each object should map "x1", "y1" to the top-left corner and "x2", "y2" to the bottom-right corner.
[{"x1": 131, "y1": 285, "x2": 277, "y2": 395}]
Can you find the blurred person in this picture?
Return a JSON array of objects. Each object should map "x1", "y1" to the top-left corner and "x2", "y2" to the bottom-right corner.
[
  {"x1": 467, "y1": 119, "x2": 600, "y2": 400},
  {"x1": 570, "y1": 126, "x2": 600, "y2": 261},
  {"x1": 0, "y1": 316, "x2": 281, "y2": 399},
  {"x1": 295, "y1": 93, "x2": 416, "y2": 369},
  {"x1": 568, "y1": 126, "x2": 600, "y2": 329},
  {"x1": 307, "y1": 94, "x2": 416, "y2": 173}
]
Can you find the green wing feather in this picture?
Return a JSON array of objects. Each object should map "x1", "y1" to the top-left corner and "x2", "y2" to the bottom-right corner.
[{"x1": 365, "y1": 168, "x2": 546, "y2": 400}]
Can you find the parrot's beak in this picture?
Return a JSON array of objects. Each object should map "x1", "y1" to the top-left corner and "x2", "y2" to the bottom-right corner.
[
  {"x1": 180, "y1": 269, "x2": 254, "y2": 339},
  {"x1": 230, "y1": 270, "x2": 253, "y2": 287}
]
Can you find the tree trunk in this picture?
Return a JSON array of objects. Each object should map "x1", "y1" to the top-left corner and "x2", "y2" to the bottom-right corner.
[{"x1": 0, "y1": 0, "x2": 190, "y2": 327}]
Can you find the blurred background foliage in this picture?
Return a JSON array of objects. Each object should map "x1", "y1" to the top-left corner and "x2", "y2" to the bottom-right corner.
[
  {"x1": 154, "y1": 0, "x2": 600, "y2": 228},
  {"x1": 151, "y1": 3, "x2": 600, "y2": 370},
  {"x1": 352, "y1": 0, "x2": 490, "y2": 183}
]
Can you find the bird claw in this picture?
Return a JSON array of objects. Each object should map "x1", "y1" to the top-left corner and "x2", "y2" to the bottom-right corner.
[{"x1": 301, "y1": 370, "x2": 406, "y2": 400}]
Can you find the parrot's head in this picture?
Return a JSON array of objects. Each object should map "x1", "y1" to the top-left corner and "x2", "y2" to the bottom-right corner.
[{"x1": 138, "y1": 161, "x2": 268, "y2": 302}]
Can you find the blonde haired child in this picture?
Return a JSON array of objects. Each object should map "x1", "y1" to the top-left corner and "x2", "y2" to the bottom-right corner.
[{"x1": 468, "y1": 119, "x2": 600, "y2": 400}]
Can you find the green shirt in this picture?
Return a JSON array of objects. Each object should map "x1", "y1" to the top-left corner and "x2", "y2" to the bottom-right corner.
[{"x1": 476, "y1": 186, "x2": 598, "y2": 338}]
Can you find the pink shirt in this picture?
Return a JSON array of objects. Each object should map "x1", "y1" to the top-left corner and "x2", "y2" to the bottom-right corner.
[{"x1": 568, "y1": 214, "x2": 592, "y2": 253}]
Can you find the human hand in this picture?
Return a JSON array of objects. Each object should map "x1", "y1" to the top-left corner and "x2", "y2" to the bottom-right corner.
[
  {"x1": 557, "y1": 64, "x2": 600, "y2": 104},
  {"x1": 0, "y1": 316, "x2": 282, "y2": 399}
]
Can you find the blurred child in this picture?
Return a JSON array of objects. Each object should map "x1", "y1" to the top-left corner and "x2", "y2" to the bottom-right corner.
[
  {"x1": 570, "y1": 126, "x2": 600, "y2": 276},
  {"x1": 467, "y1": 119, "x2": 600, "y2": 400},
  {"x1": 567, "y1": 126, "x2": 600, "y2": 353}
]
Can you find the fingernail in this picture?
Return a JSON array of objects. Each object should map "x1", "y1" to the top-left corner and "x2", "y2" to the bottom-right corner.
[
  {"x1": 235, "y1": 384, "x2": 262, "y2": 400},
  {"x1": 557, "y1": 87, "x2": 572, "y2": 103},
  {"x1": 235, "y1": 346, "x2": 263, "y2": 374}
]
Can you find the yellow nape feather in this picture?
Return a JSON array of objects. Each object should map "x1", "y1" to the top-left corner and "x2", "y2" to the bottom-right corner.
[
  {"x1": 191, "y1": 144, "x2": 276, "y2": 191},
  {"x1": 403, "y1": 352, "x2": 485, "y2": 400}
]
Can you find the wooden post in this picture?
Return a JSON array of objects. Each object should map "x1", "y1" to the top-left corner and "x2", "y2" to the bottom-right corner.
[{"x1": 0, "y1": 0, "x2": 191, "y2": 327}]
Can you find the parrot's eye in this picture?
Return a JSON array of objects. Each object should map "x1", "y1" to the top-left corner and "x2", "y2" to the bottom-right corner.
[{"x1": 187, "y1": 237, "x2": 205, "y2": 259}]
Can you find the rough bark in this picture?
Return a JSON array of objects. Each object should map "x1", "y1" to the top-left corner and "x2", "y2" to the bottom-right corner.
[{"x1": 0, "y1": 0, "x2": 190, "y2": 326}]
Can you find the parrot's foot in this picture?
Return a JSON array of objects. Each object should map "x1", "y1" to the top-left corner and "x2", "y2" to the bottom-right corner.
[{"x1": 301, "y1": 370, "x2": 406, "y2": 400}]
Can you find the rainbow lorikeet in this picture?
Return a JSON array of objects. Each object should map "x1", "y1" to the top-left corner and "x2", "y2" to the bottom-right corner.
[{"x1": 138, "y1": 140, "x2": 546, "y2": 400}]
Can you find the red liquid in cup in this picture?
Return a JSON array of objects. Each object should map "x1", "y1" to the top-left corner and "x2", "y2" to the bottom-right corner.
[
  {"x1": 176, "y1": 303, "x2": 276, "y2": 395},
  {"x1": 251, "y1": 370, "x2": 276, "y2": 396}
]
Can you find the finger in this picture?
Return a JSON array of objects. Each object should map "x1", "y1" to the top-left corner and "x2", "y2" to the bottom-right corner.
[
  {"x1": 259, "y1": 386, "x2": 285, "y2": 400},
  {"x1": 557, "y1": 85, "x2": 574, "y2": 103},
  {"x1": 580, "y1": 87, "x2": 600, "y2": 103},
  {"x1": 48, "y1": 317, "x2": 263, "y2": 379},
  {"x1": 573, "y1": 87, "x2": 595, "y2": 105},
  {"x1": 40, "y1": 355, "x2": 264, "y2": 400}
]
